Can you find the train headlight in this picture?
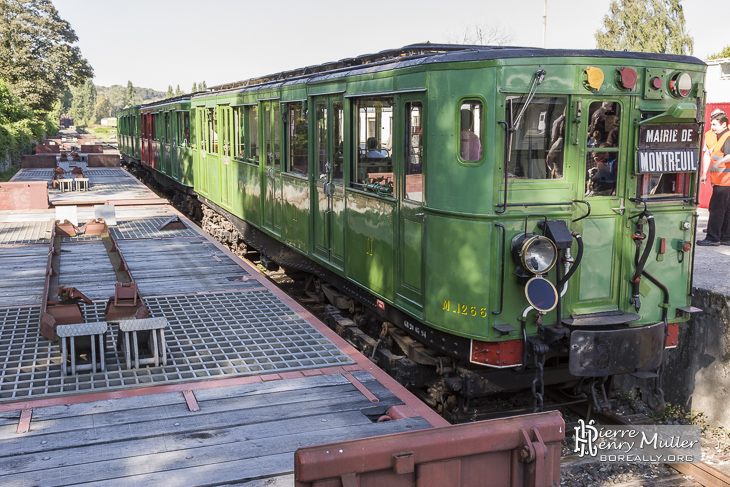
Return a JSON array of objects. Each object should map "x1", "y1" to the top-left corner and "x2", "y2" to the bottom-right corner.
[
  {"x1": 525, "y1": 277, "x2": 559, "y2": 312},
  {"x1": 517, "y1": 235, "x2": 558, "y2": 274},
  {"x1": 670, "y1": 72, "x2": 693, "y2": 98}
]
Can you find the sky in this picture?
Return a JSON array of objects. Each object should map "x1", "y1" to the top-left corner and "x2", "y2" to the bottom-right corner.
[{"x1": 52, "y1": 0, "x2": 715, "y2": 93}]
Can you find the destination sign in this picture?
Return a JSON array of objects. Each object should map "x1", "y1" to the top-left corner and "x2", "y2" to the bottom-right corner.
[
  {"x1": 637, "y1": 124, "x2": 699, "y2": 173},
  {"x1": 638, "y1": 124, "x2": 698, "y2": 149},
  {"x1": 638, "y1": 149, "x2": 697, "y2": 173}
]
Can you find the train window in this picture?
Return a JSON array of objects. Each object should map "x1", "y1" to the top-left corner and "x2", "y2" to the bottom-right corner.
[
  {"x1": 316, "y1": 103, "x2": 327, "y2": 179},
  {"x1": 263, "y1": 104, "x2": 281, "y2": 169},
  {"x1": 287, "y1": 103, "x2": 308, "y2": 175},
  {"x1": 182, "y1": 112, "x2": 190, "y2": 147},
  {"x1": 507, "y1": 96, "x2": 567, "y2": 179},
  {"x1": 459, "y1": 101, "x2": 482, "y2": 162},
  {"x1": 221, "y1": 107, "x2": 231, "y2": 157},
  {"x1": 248, "y1": 105, "x2": 259, "y2": 164},
  {"x1": 405, "y1": 102, "x2": 423, "y2": 202},
  {"x1": 273, "y1": 104, "x2": 281, "y2": 170},
  {"x1": 638, "y1": 173, "x2": 692, "y2": 198},
  {"x1": 165, "y1": 112, "x2": 171, "y2": 144},
  {"x1": 207, "y1": 108, "x2": 218, "y2": 153},
  {"x1": 233, "y1": 107, "x2": 245, "y2": 159},
  {"x1": 333, "y1": 102, "x2": 344, "y2": 183},
  {"x1": 353, "y1": 97, "x2": 394, "y2": 193},
  {"x1": 585, "y1": 101, "x2": 621, "y2": 197}
]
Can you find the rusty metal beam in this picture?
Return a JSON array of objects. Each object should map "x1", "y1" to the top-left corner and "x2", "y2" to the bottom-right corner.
[{"x1": 295, "y1": 411, "x2": 564, "y2": 487}]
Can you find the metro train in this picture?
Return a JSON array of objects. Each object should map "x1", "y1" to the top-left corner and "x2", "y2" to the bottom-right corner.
[{"x1": 117, "y1": 44, "x2": 706, "y2": 419}]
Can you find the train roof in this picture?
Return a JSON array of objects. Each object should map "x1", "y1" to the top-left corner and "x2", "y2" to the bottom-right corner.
[{"x1": 204, "y1": 43, "x2": 705, "y2": 94}]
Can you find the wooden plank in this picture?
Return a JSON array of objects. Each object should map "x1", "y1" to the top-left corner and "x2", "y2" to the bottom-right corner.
[
  {"x1": 191, "y1": 374, "x2": 351, "y2": 402},
  {"x1": 0, "y1": 418, "x2": 432, "y2": 487},
  {"x1": 0, "y1": 411, "x2": 20, "y2": 428},
  {"x1": 672, "y1": 462, "x2": 730, "y2": 487},
  {"x1": 0, "y1": 392, "x2": 389, "y2": 454},
  {"x1": 28, "y1": 374, "x2": 351, "y2": 423},
  {"x1": 8, "y1": 384, "x2": 365, "y2": 440},
  {"x1": 0, "y1": 410, "x2": 374, "y2": 476},
  {"x1": 226, "y1": 474, "x2": 294, "y2": 487}
]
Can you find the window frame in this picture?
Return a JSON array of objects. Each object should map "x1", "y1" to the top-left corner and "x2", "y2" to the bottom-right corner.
[
  {"x1": 584, "y1": 99, "x2": 622, "y2": 197},
  {"x1": 404, "y1": 100, "x2": 424, "y2": 203},
  {"x1": 285, "y1": 101, "x2": 309, "y2": 177},
  {"x1": 456, "y1": 96, "x2": 487, "y2": 166},
  {"x1": 351, "y1": 96, "x2": 395, "y2": 197}
]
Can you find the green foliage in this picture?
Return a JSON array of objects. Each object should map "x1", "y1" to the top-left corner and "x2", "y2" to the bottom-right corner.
[
  {"x1": 67, "y1": 79, "x2": 97, "y2": 125},
  {"x1": 166, "y1": 86, "x2": 174, "y2": 98},
  {"x1": 192, "y1": 82, "x2": 198, "y2": 92},
  {"x1": 126, "y1": 80, "x2": 135, "y2": 107},
  {"x1": 707, "y1": 46, "x2": 730, "y2": 60},
  {"x1": 595, "y1": 0, "x2": 693, "y2": 55},
  {"x1": 0, "y1": 164, "x2": 21, "y2": 182},
  {"x1": 0, "y1": 0, "x2": 93, "y2": 112},
  {"x1": 63, "y1": 83, "x2": 165, "y2": 122},
  {"x1": 0, "y1": 78, "x2": 46, "y2": 165}
]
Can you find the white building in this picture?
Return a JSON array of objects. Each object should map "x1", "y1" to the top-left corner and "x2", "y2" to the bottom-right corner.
[{"x1": 705, "y1": 58, "x2": 730, "y2": 103}]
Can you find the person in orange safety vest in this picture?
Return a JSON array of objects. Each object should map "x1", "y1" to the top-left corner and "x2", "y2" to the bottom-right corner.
[
  {"x1": 698, "y1": 111, "x2": 730, "y2": 245},
  {"x1": 700, "y1": 108, "x2": 727, "y2": 185}
]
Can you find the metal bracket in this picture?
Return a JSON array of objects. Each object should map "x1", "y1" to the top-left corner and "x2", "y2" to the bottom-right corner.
[
  {"x1": 519, "y1": 427, "x2": 548, "y2": 487},
  {"x1": 158, "y1": 215, "x2": 186, "y2": 231}
]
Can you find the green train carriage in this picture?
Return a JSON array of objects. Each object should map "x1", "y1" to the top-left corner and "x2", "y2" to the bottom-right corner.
[
  {"x1": 117, "y1": 106, "x2": 141, "y2": 163},
  {"x1": 122, "y1": 45, "x2": 706, "y2": 415}
]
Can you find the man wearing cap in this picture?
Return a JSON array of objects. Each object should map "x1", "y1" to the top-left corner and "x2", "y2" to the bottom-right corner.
[{"x1": 698, "y1": 111, "x2": 730, "y2": 245}]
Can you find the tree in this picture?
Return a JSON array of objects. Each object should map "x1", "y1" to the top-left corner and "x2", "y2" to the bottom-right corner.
[
  {"x1": 175, "y1": 85, "x2": 182, "y2": 96},
  {"x1": 595, "y1": 0, "x2": 693, "y2": 55},
  {"x1": 707, "y1": 46, "x2": 730, "y2": 60},
  {"x1": 192, "y1": 82, "x2": 198, "y2": 92},
  {"x1": 82, "y1": 79, "x2": 96, "y2": 123},
  {"x1": 0, "y1": 0, "x2": 93, "y2": 112},
  {"x1": 94, "y1": 93, "x2": 111, "y2": 121},
  {"x1": 449, "y1": 22, "x2": 513, "y2": 46},
  {"x1": 166, "y1": 85, "x2": 173, "y2": 98},
  {"x1": 126, "y1": 80, "x2": 135, "y2": 107},
  {"x1": 200, "y1": 81, "x2": 207, "y2": 91}
]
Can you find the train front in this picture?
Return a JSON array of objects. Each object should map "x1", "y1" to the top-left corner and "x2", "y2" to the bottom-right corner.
[{"x1": 459, "y1": 58, "x2": 706, "y2": 413}]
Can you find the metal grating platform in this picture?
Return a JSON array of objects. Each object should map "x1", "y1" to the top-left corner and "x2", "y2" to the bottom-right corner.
[
  {"x1": 110, "y1": 217, "x2": 199, "y2": 240},
  {"x1": 11, "y1": 169, "x2": 53, "y2": 181},
  {"x1": 84, "y1": 168, "x2": 126, "y2": 176},
  {"x1": 0, "y1": 291, "x2": 353, "y2": 402},
  {"x1": 0, "y1": 220, "x2": 53, "y2": 244}
]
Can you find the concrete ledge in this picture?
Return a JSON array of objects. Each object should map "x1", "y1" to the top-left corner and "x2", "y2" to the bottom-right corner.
[
  {"x1": 80, "y1": 145, "x2": 103, "y2": 153},
  {"x1": 659, "y1": 288, "x2": 730, "y2": 426},
  {"x1": 0, "y1": 181, "x2": 49, "y2": 210}
]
